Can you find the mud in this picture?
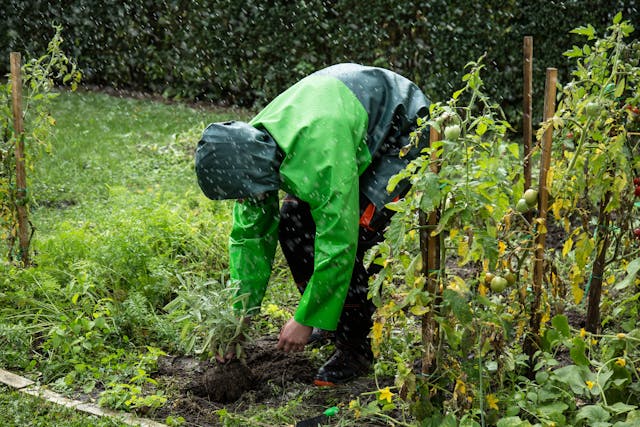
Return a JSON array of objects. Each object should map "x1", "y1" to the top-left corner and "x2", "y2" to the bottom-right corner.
[{"x1": 152, "y1": 336, "x2": 386, "y2": 426}]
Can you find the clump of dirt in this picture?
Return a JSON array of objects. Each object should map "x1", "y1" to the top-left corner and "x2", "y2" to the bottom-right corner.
[{"x1": 197, "y1": 359, "x2": 255, "y2": 403}]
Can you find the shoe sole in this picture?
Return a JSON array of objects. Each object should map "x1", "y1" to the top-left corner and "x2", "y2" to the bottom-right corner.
[
  {"x1": 313, "y1": 379, "x2": 337, "y2": 387},
  {"x1": 313, "y1": 372, "x2": 361, "y2": 386}
]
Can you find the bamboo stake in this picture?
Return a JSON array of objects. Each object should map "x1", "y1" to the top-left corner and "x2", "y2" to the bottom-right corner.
[
  {"x1": 525, "y1": 68, "x2": 557, "y2": 361},
  {"x1": 421, "y1": 126, "x2": 441, "y2": 375},
  {"x1": 10, "y1": 52, "x2": 30, "y2": 267}
]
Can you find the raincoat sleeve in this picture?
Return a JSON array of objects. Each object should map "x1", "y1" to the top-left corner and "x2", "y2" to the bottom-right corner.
[
  {"x1": 228, "y1": 192, "x2": 280, "y2": 314},
  {"x1": 276, "y1": 118, "x2": 364, "y2": 332},
  {"x1": 293, "y1": 161, "x2": 360, "y2": 331}
]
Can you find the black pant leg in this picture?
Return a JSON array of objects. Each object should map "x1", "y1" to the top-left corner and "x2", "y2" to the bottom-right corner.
[
  {"x1": 334, "y1": 227, "x2": 385, "y2": 360},
  {"x1": 278, "y1": 194, "x2": 392, "y2": 360},
  {"x1": 278, "y1": 195, "x2": 315, "y2": 292}
]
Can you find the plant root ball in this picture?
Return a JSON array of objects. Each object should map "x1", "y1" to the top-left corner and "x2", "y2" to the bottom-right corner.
[{"x1": 200, "y1": 359, "x2": 256, "y2": 402}]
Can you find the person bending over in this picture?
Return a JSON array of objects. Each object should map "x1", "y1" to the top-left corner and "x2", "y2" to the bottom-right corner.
[{"x1": 195, "y1": 63, "x2": 430, "y2": 385}]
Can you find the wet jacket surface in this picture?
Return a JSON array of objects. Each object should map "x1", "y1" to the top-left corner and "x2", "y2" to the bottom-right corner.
[{"x1": 229, "y1": 63, "x2": 429, "y2": 330}]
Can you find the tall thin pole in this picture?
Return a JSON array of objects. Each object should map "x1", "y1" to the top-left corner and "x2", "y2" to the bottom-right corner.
[
  {"x1": 421, "y1": 126, "x2": 441, "y2": 374},
  {"x1": 526, "y1": 68, "x2": 557, "y2": 362},
  {"x1": 10, "y1": 52, "x2": 30, "y2": 267}
]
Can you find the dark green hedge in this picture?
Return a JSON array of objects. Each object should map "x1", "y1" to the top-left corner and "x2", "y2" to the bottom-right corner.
[{"x1": 2, "y1": 1, "x2": 638, "y2": 121}]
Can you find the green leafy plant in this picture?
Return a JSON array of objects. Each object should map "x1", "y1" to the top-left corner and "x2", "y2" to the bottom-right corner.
[
  {"x1": 98, "y1": 347, "x2": 168, "y2": 413},
  {"x1": 164, "y1": 275, "x2": 250, "y2": 361},
  {"x1": 542, "y1": 13, "x2": 640, "y2": 332}
]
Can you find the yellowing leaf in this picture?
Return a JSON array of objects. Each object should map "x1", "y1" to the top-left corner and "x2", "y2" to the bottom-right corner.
[
  {"x1": 372, "y1": 321, "x2": 384, "y2": 344},
  {"x1": 349, "y1": 399, "x2": 361, "y2": 419},
  {"x1": 498, "y1": 240, "x2": 506, "y2": 256},
  {"x1": 454, "y1": 378, "x2": 466, "y2": 398},
  {"x1": 570, "y1": 267, "x2": 585, "y2": 304},
  {"x1": 447, "y1": 275, "x2": 467, "y2": 293},
  {"x1": 457, "y1": 239, "x2": 469, "y2": 258},
  {"x1": 541, "y1": 310, "x2": 550, "y2": 325},
  {"x1": 410, "y1": 305, "x2": 429, "y2": 316},
  {"x1": 562, "y1": 237, "x2": 574, "y2": 258}
]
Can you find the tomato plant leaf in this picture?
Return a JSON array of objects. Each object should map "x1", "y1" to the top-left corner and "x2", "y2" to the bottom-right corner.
[
  {"x1": 570, "y1": 24, "x2": 596, "y2": 40},
  {"x1": 564, "y1": 45, "x2": 584, "y2": 58},
  {"x1": 442, "y1": 289, "x2": 472, "y2": 324},
  {"x1": 570, "y1": 337, "x2": 589, "y2": 366},
  {"x1": 614, "y1": 77, "x2": 625, "y2": 98},
  {"x1": 614, "y1": 257, "x2": 640, "y2": 290},
  {"x1": 613, "y1": 11, "x2": 622, "y2": 24},
  {"x1": 417, "y1": 171, "x2": 441, "y2": 212},
  {"x1": 551, "y1": 315, "x2": 571, "y2": 337}
]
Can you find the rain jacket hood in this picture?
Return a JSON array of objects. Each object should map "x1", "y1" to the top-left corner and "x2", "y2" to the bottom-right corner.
[{"x1": 195, "y1": 120, "x2": 282, "y2": 200}]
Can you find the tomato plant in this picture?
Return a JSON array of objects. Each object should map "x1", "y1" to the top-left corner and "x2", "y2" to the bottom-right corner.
[
  {"x1": 542, "y1": 13, "x2": 640, "y2": 332},
  {"x1": 0, "y1": 25, "x2": 80, "y2": 263},
  {"x1": 369, "y1": 56, "x2": 525, "y2": 424},
  {"x1": 367, "y1": 13, "x2": 640, "y2": 426}
]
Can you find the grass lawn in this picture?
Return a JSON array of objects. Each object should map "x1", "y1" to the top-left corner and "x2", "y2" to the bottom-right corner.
[
  {"x1": 0, "y1": 90, "x2": 306, "y2": 426},
  {"x1": 0, "y1": 384, "x2": 127, "y2": 427}
]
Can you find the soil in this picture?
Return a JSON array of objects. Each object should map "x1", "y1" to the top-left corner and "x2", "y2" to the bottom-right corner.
[{"x1": 151, "y1": 336, "x2": 389, "y2": 426}]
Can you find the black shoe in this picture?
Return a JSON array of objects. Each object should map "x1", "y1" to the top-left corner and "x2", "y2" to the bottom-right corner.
[
  {"x1": 313, "y1": 348, "x2": 371, "y2": 386},
  {"x1": 307, "y1": 328, "x2": 335, "y2": 346}
]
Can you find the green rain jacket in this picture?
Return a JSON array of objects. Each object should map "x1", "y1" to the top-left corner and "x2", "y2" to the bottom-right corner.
[{"x1": 196, "y1": 63, "x2": 429, "y2": 331}]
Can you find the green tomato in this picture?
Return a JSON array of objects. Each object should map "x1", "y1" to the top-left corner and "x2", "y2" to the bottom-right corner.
[
  {"x1": 484, "y1": 272, "x2": 495, "y2": 285},
  {"x1": 490, "y1": 276, "x2": 508, "y2": 292},
  {"x1": 523, "y1": 188, "x2": 538, "y2": 206},
  {"x1": 585, "y1": 102, "x2": 602, "y2": 118},
  {"x1": 515, "y1": 198, "x2": 529, "y2": 213},
  {"x1": 444, "y1": 124, "x2": 461, "y2": 141},
  {"x1": 504, "y1": 272, "x2": 516, "y2": 286}
]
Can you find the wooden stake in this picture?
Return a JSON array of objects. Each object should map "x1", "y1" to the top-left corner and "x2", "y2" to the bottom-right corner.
[
  {"x1": 421, "y1": 126, "x2": 441, "y2": 375},
  {"x1": 525, "y1": 68, "x2": 557, "y2": 361},
  {"x1": 10, "y1": 52, "x2": 30, "y2": 267},
  {"x1": 523, "y1": 36, "x2": 533, "y2": 190}
]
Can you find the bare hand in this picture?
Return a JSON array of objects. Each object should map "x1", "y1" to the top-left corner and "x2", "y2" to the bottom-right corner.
[{"x1": 277, "y1": 318, "x2": 312, "y2": 353}]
